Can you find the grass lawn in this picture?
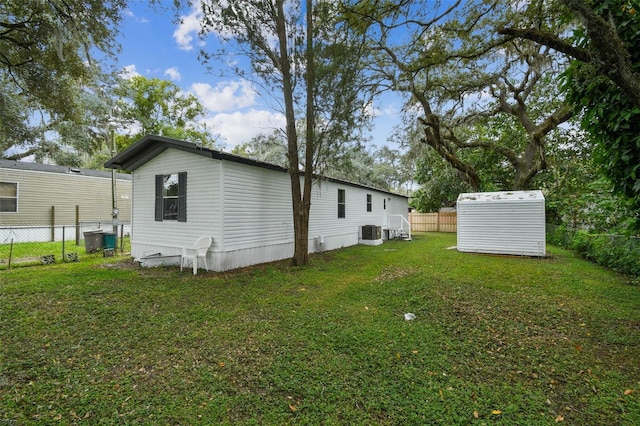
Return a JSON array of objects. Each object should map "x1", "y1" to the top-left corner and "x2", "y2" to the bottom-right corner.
[{"x1": 1, "y1": 233, "x2": 638, "y2": 424}]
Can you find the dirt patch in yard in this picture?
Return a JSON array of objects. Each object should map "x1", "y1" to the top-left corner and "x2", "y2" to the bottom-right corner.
[{"x1": 374, "y1": 266, "x2": 419, "y2": 283}]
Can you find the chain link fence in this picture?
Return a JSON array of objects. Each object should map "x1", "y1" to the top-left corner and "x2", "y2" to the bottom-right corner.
[
  {"x1": 547, "y1": 224, "x2": 640, "y2": 280},
  {"x1": 1, "y1": 223, "x2": 131, "y2": 270}
]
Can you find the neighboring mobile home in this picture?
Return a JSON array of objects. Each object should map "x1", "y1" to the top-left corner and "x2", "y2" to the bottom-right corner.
[
  {"x1": 105, "y1": 135, "x2": 410, "y2": 271},
  {"x1": 0, "y1": 160, "x2": 132, "y2": 227},
  {"x1": 457, "y1": 190, "x2": 546, "y2": 257}
]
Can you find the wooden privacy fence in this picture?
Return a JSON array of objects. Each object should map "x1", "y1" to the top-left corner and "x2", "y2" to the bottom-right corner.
[{"x1": 409, "y1": 212, "x2": 457, "y2": 233}]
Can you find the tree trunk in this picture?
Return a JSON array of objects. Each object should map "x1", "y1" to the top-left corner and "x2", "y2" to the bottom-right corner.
[
  {"x1": 274, "y1": 0, "x2": 308, "y2": 266},
  {"x1": 291, "y1": 197, "x2": 310, "y2": 266},
  {"x1": 291, "y1": 0, "x2": 316, "y2": 267}
]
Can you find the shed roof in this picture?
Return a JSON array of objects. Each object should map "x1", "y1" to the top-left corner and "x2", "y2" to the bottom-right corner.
[
  {"x1": 105, "y1": 134, "x2": 408, "y2": 198},
  {"x1": 457, "y1": 190, "x2": 544, "y2": 203}
]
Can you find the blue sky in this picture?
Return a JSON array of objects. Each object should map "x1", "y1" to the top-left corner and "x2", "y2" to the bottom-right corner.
[{"x1": 111, "y1": 1, "x2": 403, "y2": 151}]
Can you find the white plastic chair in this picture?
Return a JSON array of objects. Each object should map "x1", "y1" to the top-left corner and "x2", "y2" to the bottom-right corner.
[{"x1": 180, "y1": 236, "x2": 212, "y2": 274}]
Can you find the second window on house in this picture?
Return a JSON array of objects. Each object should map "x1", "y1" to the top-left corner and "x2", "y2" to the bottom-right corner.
[
  {"x1": 366, "y1": 194, "x2": 372, "y2": 212},
  {"x1": 338, "y1": 189, "x2": 345, "y2": 218}
]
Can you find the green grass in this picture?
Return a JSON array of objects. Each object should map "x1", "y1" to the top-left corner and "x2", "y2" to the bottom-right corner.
[{"x1": 1, "y1": 233, "x2": 638, "y2": 424}]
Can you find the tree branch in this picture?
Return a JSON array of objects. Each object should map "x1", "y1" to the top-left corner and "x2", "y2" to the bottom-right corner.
[
  {"x1": 498, "y1": 27, "x2": 592, "y2": 63},
  {"x1": 501, "y1": 0, "x2": 640, "y2": 109},
  {"x1": 562, "y1": 0, "x2": 640, "y2": 109}
]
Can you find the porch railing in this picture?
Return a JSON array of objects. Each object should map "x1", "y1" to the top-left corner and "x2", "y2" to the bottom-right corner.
[{"x1": 386, "y1": 215, "x2": 412, "y2": 240}]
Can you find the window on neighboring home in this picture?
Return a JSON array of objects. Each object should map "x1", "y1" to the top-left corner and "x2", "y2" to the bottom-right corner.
[
  {"x1": 155, "y1": 173, "x2": 187, "y2": 222},
  {"x1": 366, "y1": 194, "x2": 372, "y2": 212},
  {"x1": 0, "y1": 182, "x2": 18, "y2": 213},
  {"x1": 383, "y1": 198, "x2": 386, "y2": 210},
  {"x1": 338, "y1": 189, "x2": 346, "y2": 218}
]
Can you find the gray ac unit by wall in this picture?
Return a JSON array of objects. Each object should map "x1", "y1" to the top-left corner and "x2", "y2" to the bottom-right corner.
[{"x1": 361, "y1": 225, "x2": 381, "y2": 240}]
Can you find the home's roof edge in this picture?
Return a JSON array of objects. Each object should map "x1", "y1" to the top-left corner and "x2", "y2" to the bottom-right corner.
[{"x1": 105, "y1": 135, "x2": 409, "y2": 199}]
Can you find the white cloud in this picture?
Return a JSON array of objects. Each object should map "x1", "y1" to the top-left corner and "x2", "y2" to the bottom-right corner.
[
  {"x1": 463, "y1": 88, "x2": 492, "y2": 102},
  {"x1": 164, "y1": 67, "x2": 182, "y2": 82},
  {"x1": 173, "y1": 2, "x2": 203, "y2": 51},
  {"x1": 125, "y1": 9, "x2": 149, "y2": 23},
  {"x1": 364, "y1": 99, "x2": 400, "y2": 119},
  {"x1": 202, "y1": 109, "x2": 286, "y2": 148},
  {"x1": 173, "y1": 0, "x2": 240, "y2": 50},
  {"x1": 120, "y1": 64, "x2": 141, "y2": 79},
  {"x1": 191, "y1": 80, "x2": 257, "y2": 112}
]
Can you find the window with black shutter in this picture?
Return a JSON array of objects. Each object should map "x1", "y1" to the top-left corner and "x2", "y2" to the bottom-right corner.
[{"x1": 155, "y1": 172, "x2": 187, "y2": 222}]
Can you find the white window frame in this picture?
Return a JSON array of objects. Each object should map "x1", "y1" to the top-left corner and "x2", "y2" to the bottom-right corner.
[{"x1": 0, "y1": 182, "x2": 18, "y2": 213}]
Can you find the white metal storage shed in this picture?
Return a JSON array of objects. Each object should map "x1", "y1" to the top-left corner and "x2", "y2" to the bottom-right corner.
[{"x1": 457, "y1": 190, "x2": 546, "y2": 257}]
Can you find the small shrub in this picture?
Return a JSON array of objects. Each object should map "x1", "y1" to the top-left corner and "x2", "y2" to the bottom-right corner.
[{"x1": 551, "y1": 227, "x2": 640, "y2": 280}]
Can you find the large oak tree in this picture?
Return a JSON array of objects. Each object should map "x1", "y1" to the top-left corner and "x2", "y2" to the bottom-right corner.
[
  {"x1": 500, "y1": 0, "x2": 640, "y2": 215},
  {"x1": 345, "y1": 0, "x2": 573, "y2": 191}
]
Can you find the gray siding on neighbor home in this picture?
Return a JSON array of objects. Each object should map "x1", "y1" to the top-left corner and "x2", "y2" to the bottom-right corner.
[{"x1": 0, "y1": 160, "x2": 132, "y2": 226}]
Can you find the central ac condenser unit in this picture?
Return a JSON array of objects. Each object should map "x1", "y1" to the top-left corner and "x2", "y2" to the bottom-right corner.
[{"x1": 361, "y1": 225, "x2": 381, "y2": 240}]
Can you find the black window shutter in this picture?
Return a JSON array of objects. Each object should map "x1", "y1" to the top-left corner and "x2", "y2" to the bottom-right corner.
[
  {"x1": 155, "y1": 175, "x2": 163, "y2": 221},
  {"x1": 177, "y1": 172, "x2": 187, "y2": 222}
]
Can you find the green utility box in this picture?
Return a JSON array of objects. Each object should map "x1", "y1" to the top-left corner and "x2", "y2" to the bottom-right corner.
[{"x1": 103, "y1": 232, "x2": 116, "y2": 251}]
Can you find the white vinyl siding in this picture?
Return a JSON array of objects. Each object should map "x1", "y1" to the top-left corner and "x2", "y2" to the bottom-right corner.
[
  {"x1": 308, "y1": 181, "x2": 403, "y2": 249},
  {"x1": 308, "y1": 183, "x2": 353, "y2": 244},
  {"x1": 223, "y1": 161, "x2": 293, "y2": 251},
  {"x1": 131, "y1": 149, "x2": 219, "y2": 253}
]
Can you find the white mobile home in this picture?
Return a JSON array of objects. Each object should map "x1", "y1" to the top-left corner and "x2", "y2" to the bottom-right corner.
[
  {"x1": 457, "y1": 190, "x2": 546, "y2": 257},
  {"x1": 105, "y1": 135, "x2": 410, "y2": 271}
]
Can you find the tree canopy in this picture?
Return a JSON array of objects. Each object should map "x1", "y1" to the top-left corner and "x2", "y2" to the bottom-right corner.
[
  {"x1": 114, "y1": 75, "x2": 216, "y2": 152},
  {"x1": 1, "y1": 0, "x2": 129, "y2": 160},
  {"x1": 500, "y1": 0, "x2": 640, "y2": 215},
  {"x1": 344, "y1": 0, "x2": 574, "y2": 193}
]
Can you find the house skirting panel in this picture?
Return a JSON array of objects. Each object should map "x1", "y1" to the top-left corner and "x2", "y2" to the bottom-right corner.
[
  {"x1": 132, "y1": 232, "x2": 360, "y2": 272},
  {"x1": 132, "y1": 243, "x2": 183, "y2": 267},
  {"x1": 214, "y1": 232, "x2": 359, "y2": 271},
  {"x1": 358, "y1": 238, "x2": 383, "y2": 246},
  {"x1": 213, "y1": 242, "x2": 294, "y2": 271}
]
